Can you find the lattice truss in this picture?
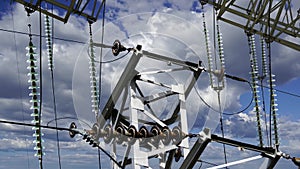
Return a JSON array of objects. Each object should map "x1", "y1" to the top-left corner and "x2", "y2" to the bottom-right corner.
[
  {"x1": 81, "y1": 41, "x2": 282, "y2": 169},
  {"x1": 86, "y1": 44, "x2": 204, "y2": 169},
  {"x1": 200, "y1": 0, "x2": 300, "y2": 51},
  {"x1": 13, "y1": 0, "x2": 105, "y2": 23}
]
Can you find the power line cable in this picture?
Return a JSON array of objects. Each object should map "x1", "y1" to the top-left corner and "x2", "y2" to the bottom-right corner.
[
  {"x1": 2, "y1": 27, "x2": 129, "y2": 64},
  {"x1": 45, "y1": 9, "x2": 62, "y2": 169},
  {"x1": 198, "y1": 161, "x2": 203, "y2": 169},
  {"x1": 0, "y1": 27, "x2": 86, "y2": 44},
  {"x1": 1, "y1": 27, "x2": 298, "y2": 94},
  {"x1": 1, "y1": 117, "x2": 299, "y2": 168},
  {"x1": 38, "y1": 8, "x2": 44, "y2": 169},
  {"x1": 0, "y1": 118, "x2": 123, "y2": 168},
  {"x1": 98, "y1": 0, "x2": 106, "y2": 104},
  {"x1": 101, "y1": 51, "x2": 130, "y2": 63},
  {"x1": 87, "y1": 46, "x2": 130, "y2": 64},
  {"x1": 97, "y1": 0, "x2": 106, "y2": 168},
  {"x1": 261, "y1": 84, "x2": 300, "y2": 98},
  {"x1": 10, "y1": 4, "x2": 31, "y2": 169},
  {"x1": 46, "y1": 116, "x2": 92, "y2": 128},
  {"x1": 196, "y1": 72, "x2": 300, "y2": 116},
  {"x1": 0, "y1": 119, "x2": 72, "y2": 131},
  {"x1": 194, "y1": 73, "x2": 254, "y2": 116},
  {"x1": 223, "y1": 77, "x2": 254, "y2": 116},
  {"x1": 197, "y1": 159, "x2": 218, "y2": 166}
]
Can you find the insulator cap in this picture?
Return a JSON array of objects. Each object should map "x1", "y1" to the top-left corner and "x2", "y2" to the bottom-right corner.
[{"x1": 112, "y1": 40, "x2": 127, "y2": 56}]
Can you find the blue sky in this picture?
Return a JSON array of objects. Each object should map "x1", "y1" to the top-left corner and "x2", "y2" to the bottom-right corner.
[{"x1": 0, "y1": 0, "x2": 300, "y2": 169}]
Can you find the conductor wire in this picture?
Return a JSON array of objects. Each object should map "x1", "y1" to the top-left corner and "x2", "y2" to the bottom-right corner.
[
  {"x1": 11, "y1": 4, "x2": 31, "y2": 169},
  {"x1": 45, "y1": 9, "x2": 62, "y2": 168},
  {"x1": 38, "y1": 7, "x2": 44, "y2": 169}
]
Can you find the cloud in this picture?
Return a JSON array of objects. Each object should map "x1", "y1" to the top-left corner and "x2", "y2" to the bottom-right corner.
[
  {"x1": 0, "y1": 1, "x2": 299, "y2": 169},
  {"x1": 223, "y1": 112, "x2": 259, "y2": 138}
]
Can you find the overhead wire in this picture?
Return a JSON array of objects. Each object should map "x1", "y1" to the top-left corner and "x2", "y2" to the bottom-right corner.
[
  {"x1": 38, "y1": 7, "x2": 44, "y2": 169},
  {"x1": 1, "y1": 117, "x2": 299, "y2": 168},
  {"x1": 266, "y1": 0, "x2": 273, "y2": 147},
  {"x1": 197, "y1": 159, "x2": 218, "y2": 167},
  {"x1": 45, "y1": 8, "x2": 62, "y2": 169},
  {"x1": 10, "y1": 4, "x2": 31, "y2": 169},
  {"x1": 0, "y1": 118, "x2": 123, "y2": 168},
  {"x1": 101, "y1": 51, "x2": 130, "y2": 63},
  {"x1": 0, "y1": 119, "x2": 73, "y2": 131},
  {"x1": 4, "y1": 2, "x2": 300, "y2": 168},
  {"x1": 4, "y1": 29, "x2": 300, "y2": 100},
  {"x1": 97, "y1": 0, "x2": 106, "y2": 168},
  {"x1": 0, "y1": 26, "x2": 130, "y2": 64},
  {"x1": 222, "y1": 78, "x2": 254, "y2": 116},
  {"x1": 0, "y1": 27, "x2": 86, "y2": 44},
  {"x1": 198, "y1": 161, "x2": 203, "y2": 169},
  {"x1": 46, "y1": 116, "x2": 92, "y2": 129},
  {"x1": 259, "y1": 33, "x2": 270, "y2": 147},
  {"x1": 87, "y1": 47, "x2": 130, "y2": 64},
  {"x1": 196, "y1": 72, "x2": 300, "y2": 116},
  {"x1": 98, "y1": 0, "x2": 106, "y2": 105},
  {"x1": 212, "y1": 6, "x2": 227, "y2": 166}
]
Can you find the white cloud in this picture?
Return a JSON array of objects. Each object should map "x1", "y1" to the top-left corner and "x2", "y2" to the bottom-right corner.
[{"x1": 0, "y1": 1, "x2": 299, "y2": 169}]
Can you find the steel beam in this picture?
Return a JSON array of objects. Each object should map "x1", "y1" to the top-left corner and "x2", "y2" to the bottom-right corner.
[
  {"x1": 260, "y1": 152, "x2": 282, "y2": 169},
  {"x1": 207, "y1": 155, "x2": 263, "y2": 169},
  {"x1": 211, "y1": 134, "x2": 276, "y2": 154},
  {"x1": 179, "y1": 128, "x2": 211, "y2": 169},
  {"x1": 97, "y1": 51, "x2": 142, "y2": 128}
]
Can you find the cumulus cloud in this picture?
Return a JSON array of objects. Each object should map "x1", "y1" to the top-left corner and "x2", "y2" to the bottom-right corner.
[{"x1": 0, "y1": 1, "x2": 299, "y2": 169}]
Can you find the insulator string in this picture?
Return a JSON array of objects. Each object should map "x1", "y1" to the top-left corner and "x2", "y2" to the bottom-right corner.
[
  {"x1": 202, "y1": 5, "x2": 213, "y2": 88},
  {"x1": 216, "y1": 19, "x2": 225, "y2": 88},
  {"x1": 266, "y1": 41, "x2": 279, "y2": 146},
  {"x1": 259, "y1": 35, "x2": 270, "y2": 147},
  {"x1": 247, "y1": 33, "x2": 264, "y2": 147},
  {"x1": 88, "y1": 23, "x2": 100, "y2": 119},
  {"x1": 260, "y1": 36, "x2": 268, "y2": 77},
  {"x1": 26, "y1": 20, "x2": 44, "y2": 166},
  {"x1": 202, "y1": 5, "x2": 228, "y2": 166},
  {"x1": 269, "y1": 73, "x2": 279, "y2": 145},
  {"x1": 45, "y1": 15, "x2": 54, "y2": 70}
]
